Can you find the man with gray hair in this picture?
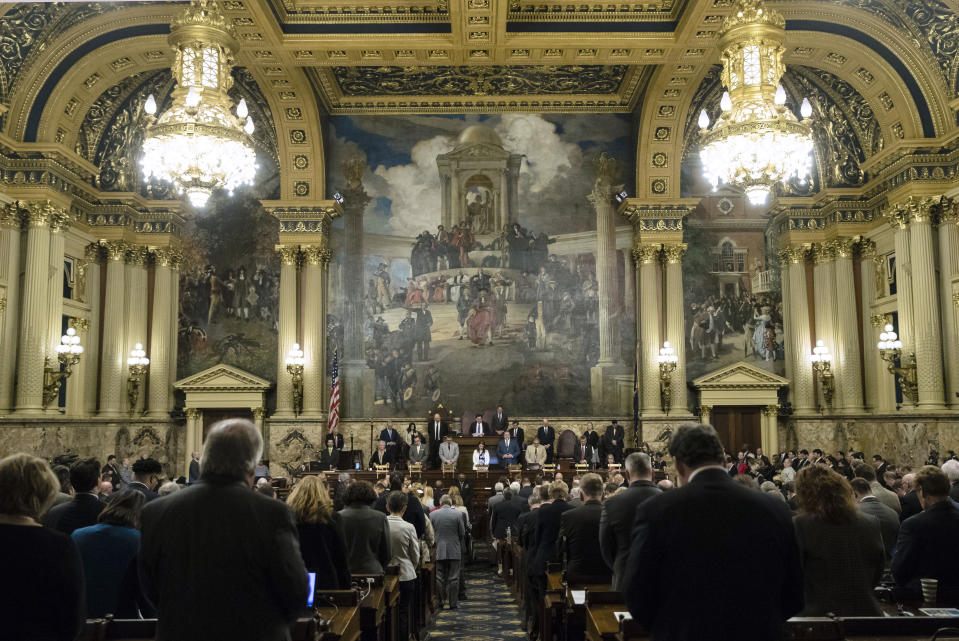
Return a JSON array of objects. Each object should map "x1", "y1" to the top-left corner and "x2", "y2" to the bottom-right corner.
[
  {"x1": 599, "y1": 452, "x2": 661, "y2": 591},
  {"x1": 942, "y1": 458, "x2": 959, "y2": 502},
  {"x1": 430, "y1": 493, "x2": 466, "y2": 609},
  {"x1": 139, "y1": 419, "x2": 308, "y2": 641}
]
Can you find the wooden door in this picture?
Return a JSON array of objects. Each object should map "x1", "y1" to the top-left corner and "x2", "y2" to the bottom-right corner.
[{"x1": 709, "y1": 406, "x2": 762, "y2": 454}]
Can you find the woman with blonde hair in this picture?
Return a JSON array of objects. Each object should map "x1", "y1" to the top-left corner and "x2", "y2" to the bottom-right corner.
[
  {"x1": 793, "y1": 465, "x2": 884, "y2": 616},
  {"x1": 421, "y1": 484, "x2": 435, "y2": 510},
  {"x1": 0, "y1": 453, "x2": 84, "y2": 640},
  {"x1": 287, "y1": 475, "x2": 350, "y2": 589}
]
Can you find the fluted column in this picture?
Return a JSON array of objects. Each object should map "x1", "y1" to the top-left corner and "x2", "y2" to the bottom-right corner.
[
  {"x1": 0, "y1": 203, "x2": 22, "y2": 413},
  {"x1": 663, "y1": 243, "x2": 688, "y2": 413},
  {"x1": 44, "y1": 213, "x2": 69, "y2": 383},
  {"x1": 589, "y1": 173, "x2": 620, "y2": 366},
  {"x1": 185, "y1": 407, "x2": 203, "y2": 477},
  {"x1": 907, "y1": 199, "x2": 945, "y2": 410},
  {"x1": 636, "y1": 244, "x2": 661, "y2": 415},
  {"x1": 886, "y1": 209, "x2": 915, "y2": 361},
  {"x1": 622, "y1": 249, "x2": 635, "y2": 312},
  {"x1": 833, "y1": 238, "x2": 863, "y2": 412},
  {"x1": 274, "y1": 245, "x2": 300, "y2": 418},
  {"x1": 937, "y1": 201, "x2": 959, "y2": 408},
  {"x1": 782, "y1": 247, "x2": 815, "y2": 413},
  {"x1": 80, "y1": 244, "x2": 102, "y2": 416},
  {"x1": 812, "y1": 243, "x2": 839, "y2": 408},
  {"x1": 14, "y1": 203, "x2": 55, "y2": 414},
  {"x1": 147, "y1": 249, "x2": 175, "y2": 418},
  {"x1": 301, "y1": 245, "x2": 331, "y2": 418},
  {"x1": 125, "y1": 246, "x2": 149, "y2": 413},
  {"x1": 99, "y1": 241, "x2": 128, "y2": 416},
  {"x1": 857, "y1": 240, "x2": 879, "y2": 412},
  {"x1": 870, "y1": 313, "x2": 897, "y2": 412},
  {"x1": 168, "y1": 256, "x2": 181, "y2": 408}
]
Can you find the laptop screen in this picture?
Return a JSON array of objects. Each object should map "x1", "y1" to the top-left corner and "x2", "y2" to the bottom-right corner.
[{"x1": 306, "y1": 572, "x2": 316, "y2": 607}]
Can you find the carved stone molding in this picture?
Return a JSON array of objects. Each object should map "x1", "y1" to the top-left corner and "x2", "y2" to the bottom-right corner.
[
  {"x1": 661, "y1": 243, "x2": 687, "y2": 264},
  {"x1": 277, "y1": 245, "x2": 301, "y2": 266},
  {"x1": 632, "y1": 243, "x2": 661, "y2": 265}
]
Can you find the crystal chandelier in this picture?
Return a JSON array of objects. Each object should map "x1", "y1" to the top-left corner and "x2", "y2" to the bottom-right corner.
[
  {"x1": 697, "y1": 0, "x2": 815, "y2": 206},
  {"x1": 140, "y1": 0, "x2": 257, "y2": 208}
]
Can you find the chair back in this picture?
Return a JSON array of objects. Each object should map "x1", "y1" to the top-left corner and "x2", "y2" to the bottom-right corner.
[
  {"x1": 508, "y1": 464, "x2": 523, "y2": 479},
  {"x1": 374, "y1": 463, "x2": 390, "y2": 474},
  {"x1": 541, "y1": 463, "x2": 557, "y2": 478},
  {"x1": 442, "y1": 462, "x2": 457, "y2": 477},
  {"x1": 574, "y1": 463, "x2": 590, "y2": 475},
  {"x1": 409, "y1": 462, "x2": 423, "y2": 478},
  {"x1": 607, "y1": 463, "x2": 622, "y2": 474},
  {"x1": 475, "y1": 465, "x2": 489, "y2": 478},
  {"x1": 556, "y1": 429, "x2": 578, "y2": 458}
]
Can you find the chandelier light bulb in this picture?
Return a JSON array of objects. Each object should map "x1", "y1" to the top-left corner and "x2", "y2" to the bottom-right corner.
[
  {"x1": 144, "y1": 94, "x2": 157, "y2": 115},
  {"x1": 185, "y1": 86, "x2": 201, "y2": 108},
  {"x1": 720, "y1": 91, "x2": 732, "y2": 112},
  {"x1": 800, "y1": 97, "x2": 813, "y2": 119},
  {"x1": 775, "y1": 85, "x2": 787, "y2": 105},
  {"x1": 698, "y1": 109, "x2": 710, "y2": 129},
  {"x1": 244, "y1": 116, "x2": 255, "y2": 135},
  {"x1": 236, "y1": 98, "x2": 248, "y2": 118}
]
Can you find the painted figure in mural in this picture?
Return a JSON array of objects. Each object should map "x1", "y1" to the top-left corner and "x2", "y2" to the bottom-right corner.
[
  {"x1": 207, "y1": 267, "x2": 223, "y2": 326},
  {"x1": 457, "y1": 289, "x2": 473, "y2": 339},
  {"x1": 467, "y1": 290, "x2": 496, "y2": 346},
  {"x1": 414, "y1": 303, "x2": 433, "y2": 361},
  {"x1": 424, "y1": 365, "x2": 440, "y2": 401},
  {"x1": 374, "y1": 264, "x2": 392, "y2": 311}
]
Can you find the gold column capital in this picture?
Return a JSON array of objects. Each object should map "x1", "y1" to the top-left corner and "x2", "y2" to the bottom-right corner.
[
  {"x1": 937, "y1": 198, "x2": 959, "y2": 225},
  {"x1": 185, "y1": 407, "x2": 202, "y2": 419},
  {"x1": 870, "y1": 313, "x2": 891, "y2": 329},
  {"x1": 84, "y1": 242, "x2": 103, "y2": 262},
  {"x1": 276, "y1": 244, "x2": 301, "y2": 266},
  {"x1": 302, "y1": 245, "x2": 333, "y2": 265},
  {"x1": 832, "y1": 237, "x2": 856, "y2": 259},
  {"x1": 151, "y1": 247, "x2": 183, "y2": 268},
  {"x1": 1, "y1": 202, "x2": 20, "y2": 229},
  {"x1": 856, "y1": 238, "x2": 877, "y2": 259},
  {"x1": 761, "y1": 404, "x2": 779, "y2": 417},
  {"x1": 19, "y1": 200, "x2": 67, "y2": 229},
  {"x1": 778, "y1": 245, "x2": 809, "y2": 265},
  {"x1": 661, "y1": 243, "x2": 687, "y2": 264},
  {"x1": 632, "y1": 242, "x2": 661, "y2": 264},
  {"x1": 125, "y1": 245, "x2": 149, "y2": 267},
  {"x1": 102, "y1": 240, "x2": 129, "y2": 261},
  {"x1": 812, "y1": 241, "x2": 836, "y2": 265},
  {"x1": 887, "y1": 195, "x2": 942, "y2": 227},
  {"x1": 252, "y1": 407, "x2": 266, "y2": 420}
]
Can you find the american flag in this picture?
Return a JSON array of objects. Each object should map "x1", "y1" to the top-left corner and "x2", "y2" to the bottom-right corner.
[{"x1": 328, "y1": 350, "x2": 340, "y2": 434}]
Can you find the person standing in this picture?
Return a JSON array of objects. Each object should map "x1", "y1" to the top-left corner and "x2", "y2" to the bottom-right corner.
[
  {"x1": 379, "y1": 422, "x2": 402, "y2": 459},
  {"x1": 44, "y1": 458, "x2": 104, "y2": 535},
  {"x1": 430, "y1": 495, "x2": 466, "y2": 609},
  {"x1": 559, "y1": 473, "x2": 611, "y2": 581},
  {"x1": 602, "y1": 420, "x2": 625, "y2": 465},
  {"x1": 318, "y1": 437, "x2": 341, "y2": 472},
  {"x1": 339, "y1": 481, "x2": 392, "y2": 575},
  {"x1": 572, "y1": 434, "x2": 595, "y2": 468},
  {"x1": 851, "y1": 478, "x2": 900, "y2": 568},
  {"x1": 622, "y1": 424, "x2": 802, "y2": 641},
  {"x1": 101, "y1": 455, "x2": 122, "y2": 491},
  {"x1": 525, "y1": 437, "x2": 547, "y2": 469},
  {"x1": 599, "y1": 452, "x2": 662, "y2": 591},
  {"x1": 408, "y1": 434, "x2": 429, "y2": 468},
  {"x1": 188, "y1": 452, "x2": 200, "y2": 485},
  {"x1": 439, "y1": 434, "x2": 460, "y2": 467},
  {"x1": 491, "y1": 406, "x2": 509, "y2": 435},
  {"x1": 286, "y1": 475, "x2": 350, "y2": 590},
  {"x1": 139, "y1": 419, "x2": 308, "y2": 641},
  {"x1": 469, "y1": 414, "x2": 490, "y2": 437},
  {"x1": 427, "y1": 413, "x2": 450, "y2": 468},
  {"x1": 386, "y1": 491, "x2": 420, "y2": 641},
  {"x1": 497, "y1": 432, "x2": 520, "y2": 467},
  {"x1": 537, "y1": 419, "x2": 556, "y2": 464},
  {"x1": 128, "y1": 458, "x2": 162, "y2": 502}
]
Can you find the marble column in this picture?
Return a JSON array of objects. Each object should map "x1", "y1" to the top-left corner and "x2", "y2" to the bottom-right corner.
[
  {"x1": 833, "y1": 238, "x2": 863, "y2": 413},
  {"x1": 908, "y1": 200, "x2": 945, "y2": 410},
  {"x1": 342, "y1": 170, "x2": 371, "y2": 417},
  {"x1": 589, "y1": 178, "x2": 620, "y2": 367},
  {"x1": 168, "y1": 255, "x2": 181, "y2": 409},
  {"x1": 14, "y1": 203, "x2": 55, "y2": 414},
  {"x1": 699, "y1": 404, "x2": 712, "y2": 425},
  {"x1": 622, "y1": 249, "x2": 635, "y2": 312},
  {"x1": 636, "y1": 244, "x2": 661, "y2": 415},
  {"x1": 762, "y1": 405, "x2": 779, "y2": 454},
  {"x1": 274, "y1": 245, "x2": 300, "y2": 418},
  {"x1": 887, "y1": 210, "x2": 915, "y2": 360},
  {"x1": 252, "y1": 406, "x2": 266, "y2": 441},
  {"x1": 125, "y1": 246, "x2": 149, "y2": 413},
  {"x1": 301, "y1": 245, "x2": 331, "y2": 418},
  {"x1": 147, "y1": 249, "x2": 175, "y2": 418},
  {"x1": 857, "y1": 240, "x2": 879, "y2": 412},
  {"x1": 80, "y1": 244, "x2": 102, "y2": 416},
  {"x1": 0, "y1": 203, "x2": 22, "y2": 413},
  {"x1": 937, "y1": 201, "x2": 959, "y2": 408},
  {"x1": 783, "y1": 247, "x2": 815, "y2": 413},
  {"x1": 780, "y1": 256, "x2": 793, "y2": 407},
  {"x1": 44, "y1": 213, "x2": 68, "y2": 386},
  {"x1": 812, "y1": 243, "x2": 838, "y2": 409},
  {"x1": 185, "y1": 407, "x2": 203, "y2": 477},
  {"x1": 870, "y1": 313, "x2": 897, "y2": 412},
  {"x1": 663, "y1": 243, "x2": 688, "y2": 413},
  {"x1": 99, "y1": 242, "x2": 128, "y2": 416}
]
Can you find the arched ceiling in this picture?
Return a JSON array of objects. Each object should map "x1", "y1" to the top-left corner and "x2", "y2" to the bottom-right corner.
[{"x1": 0, "y1": 0, "x2": 956, "y2": 204}]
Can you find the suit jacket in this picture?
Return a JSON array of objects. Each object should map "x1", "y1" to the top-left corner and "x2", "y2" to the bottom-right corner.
[
  {"x1": 536, "y1": 425, "x2": 555, "y2": 450},
  {"x1": 583, "y1": 430, "x2": 600, "y2": 449},
  {"x1": 491, "y1": 413, "x2": 510, "y2": 434},
  {"x1": 599, "y1": 480, "x2": 662, "y2": 591},
  {"x1": 526, "y1": 444, "x2": 547, "y2": 466},
  {"x1": 375, "y1": 492, "x2": 426, "y2": 538},
  {"x1": 601, "y1": 426, "x2": 625, "y2": 461},
  {"x1": 497, "y1": 438, "x2": 520, "y2": 462},
  {"x1": 188, "y1": 459, "x2": 200, "y2": 484},
  {"x1": 369, "y1": 449, "x2": 395, "y2": 469},
  {"x1": 491, "y1": 496, "x2": 525, "y2": 539},
  {"x1": 519, "y1": 485, "x2": 533, "y2": 499},
  {"x1": 101, "y1": 463, "x2": 121, "y2": 489},
  {"x1": 44, "y1": 493, "x2": 104, "y2": 535},
  {"x1": 572, "y1": 442, "x2": 595, "y2": 466},
  {"x1": 430, "y1": 506, "x2": 465, "y2": 561},
  {"x1": 339, "y1": 503, "x2": 392, "y2": 575},
  {"x1": 327, "y1": 432, "x2": 345, "y2": 451},
  {"x1": 531, "y1": 499, "x2": 572, "y2": 575},
  {"x1": 318, "y1": 448, "x2": 341, "y2": 471},
  {"x1": 379, "y1": 428, "x2": 402, "y2": 449},
  {"x1": 427, "y1": 420, "x2": 450, "y2": 447},
  {"x1": 623, "y1": 468, "x2": 802, "y2": 641},
  {"x1": 408, "y1": 443, "x2": 429, "y2": 465},
  {"x1": 296, "y1": 514, "x2": 351, "y2": 590},
  {"x1": 507, "y1": 425, "x2": 525, "y2": 450},
  {"x1": 899, "y1": 490, "x2": 922, "y2": 522},
  {"x1": 951, "y1": 481, "x2": 959, "y2": 503},
  {"x1": 469, "y1": 420, "x2": 491, "y2": 436},
  {"x1": 560, "y1": 500, "x2": 612, "y2": 581},
  {"x1": 139, "y1": 479, "x2": 308, "y2": 641},
  {"x1": 128, "y1": 481, "x2": 159, "y2": 502},
  {"x1": 439, "y1": 441, "x2": 460, "y2": 464},
  {"x1": 892, "y1": 499, "x2": 959, "y2": 591},
  {"x1": 794, "y1": 512, "x2": 884, "y2": 617},
  {"x1": 857, "y1": 497, "x2": 900, "y2": 565}
]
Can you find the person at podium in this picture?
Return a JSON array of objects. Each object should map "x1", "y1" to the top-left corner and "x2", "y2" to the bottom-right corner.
[
  {"x1": 469, "y1": 414, "x2": 490, "y2": 437},
  {"x1": 472, "y1": 442, "x2": 490, "y2": 470},
  {"x1": 497, "y1": 432, "x2": 520, "y2": 468},
  {"x1": 369, "y1": 440, "x2": 395, "y2": 470},
  {"x1": 318, "y1": 436, "x2": 340, "y2": 471}
]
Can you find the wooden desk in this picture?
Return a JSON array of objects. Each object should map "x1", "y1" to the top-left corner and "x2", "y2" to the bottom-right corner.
[
  {"x1": 542, "y1": 571, "x2": 565, "y2": 641},
  {"x1": 316, "y1": 606, "x2": 361, "y2": 641},
  {"x1": 786, "y1": 615, "x2": 959, "y2": 641},
  {"x1": 359, "y1": 587, "x2": 386, "y2": 641},
  {"x1": 586, "y1": 605, "x2": 624, "y2": 641},
  {"x1": 455, "y1": 436, "x2": 503, "y2": 471},
  {"x1": 383, "y1": 574, "x2": 400, "y2": 641}
]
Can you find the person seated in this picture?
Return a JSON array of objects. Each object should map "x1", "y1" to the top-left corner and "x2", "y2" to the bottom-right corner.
[
  {"x1": 473, "y1": 442, "x2": 491, "y2": 470},
  {"x1": 408, "y1": 434, "x2": 430, "y2": 468},
  {"x1": 439, "y1": 434, "x2": 460, "y2": 467},
  {"x1": 286, "y1": 475, "x2": 350, "y2": 589},
  {"x1": 892, "y1": 465, "x2": 959, "y2": 600},
  {"x1": 469, "y1": 414, "x2": 490, "y2": 437},
  {"x1": 525, "y1": 437, "x2": 547, "y2": 469},
  {"x1": 369, "y1": 440, "x2": 395, "y2": 470},
  {"x1": 44, "y1": 457, "x2": 104, "y2": 535},
  {"x1": 572, "y1": 434, "x2": 595, "y2": 468},
  {"x1": 497, "y1": 432, "x2": 520, "y2": 468},
  {"x1": 318, "y1": 436, "x2": 341, "y2": 471},
  {"x1": 0, "y1": 453, "x2": 85, "y2": 641}
]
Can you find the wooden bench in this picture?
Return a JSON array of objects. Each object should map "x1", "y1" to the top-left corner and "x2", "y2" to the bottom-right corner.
[
  {"x1": 785, "y1": 615, "x2": 959, "y2": 640},
  {"x1": 313, "y1": 590, "x2": 361, "y2": 641}
]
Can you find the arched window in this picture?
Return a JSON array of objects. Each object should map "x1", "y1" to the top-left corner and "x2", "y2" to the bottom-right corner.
[{"x1": 721, "y1": 241, "x2": 734, "y2": 271}]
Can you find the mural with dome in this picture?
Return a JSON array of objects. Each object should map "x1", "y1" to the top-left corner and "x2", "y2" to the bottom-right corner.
[{"x1": 325, "y1": 114, "x2": 637, "y2": 418}]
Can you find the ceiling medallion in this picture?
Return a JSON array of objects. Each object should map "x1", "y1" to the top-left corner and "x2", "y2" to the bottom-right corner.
[
  {"x1": 697, "y1": 0, "x2": 814, "y2": 206},
  {"x1": 140, "y1": 0, "x2": 257, "y2": 208}
]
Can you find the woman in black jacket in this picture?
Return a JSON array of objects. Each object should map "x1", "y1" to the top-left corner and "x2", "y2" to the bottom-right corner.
[{"x1": 287, "y1": 475, "x2": 351, "y2": 589}]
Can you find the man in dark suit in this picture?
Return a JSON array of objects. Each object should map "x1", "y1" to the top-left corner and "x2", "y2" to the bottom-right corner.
[
  {"x1": 44, "y1": 457, "x2": 103, "y2": 535},
  {"x1": 427, "y1": 412, "x2": 449, "y2": 468},
  {"x1": 602, "y1": 420, "x2": 625, "y2": 464},
  {"x1": 559, "y1": 473, "x2": 611, "y2": 581},
  {"x1": 469, "y1": 413, "x2": 491, "y2": 437},
  {"x1": 491, "y1": 406, "x2": 509, "y2": 435},
  {"x1": 379, "y1": 422, "x2": 402, "y2": 458},
  {"x1": 318, "y1": 436, "x2": 341, "y2": 471},
  {"x1": 851, "y1": 478, "x2": 899, "y2": 568},
  {"x1": 572, "y1": 434, "x2": 596, "y2": 468},
  {"x1": 873, "y1": 454, "x2": 890, "y2": 488},
  {"x1": 536, "y1": 419, "x2": 556, "y2": 464},
  {"x1": 490, "y1": 488, "x2": 524, "y2": 541},
  {"x1": 188, "y1": 452, "x2": 200, "y2": 484},
  {"x1": 327, "y1": 425, "x2": 345, "y2": 451},
  {"x1": 139, "y1": 419, "x2": 308, "y2": 641},
  {"x1": 528, "y1": 481, "x2": 572, "y2": 637},
  {"x1": 897, "y1": 472, "x2": 922, "y2": 521},
  {"x1": 101, "y1": 455, "x2": 121, "y2": 490},
  {"x1": 128, "y1": 458, "x2": 162, "y2": 502},
  {"x1": 599, "y1": 452, "x2": 662, "y2": 591},
  {"x1": 408, "y1": 435, "x2": 429, "y2": 468},
  {"x1": 518, "y1": 478, "x2": 533, "y2": 499},
  {"x1": 892, "y1": 465, "x2": 959, "y2": 598},
  {"x1": 497, "y1": 432, "x2": 520, "y2": 467},
  {"x1": 623, "y1": 424, "x2": 802, "y2": 641},
  {"x1": 455, "y1": 473, "x2": 473, "y2": 508}
]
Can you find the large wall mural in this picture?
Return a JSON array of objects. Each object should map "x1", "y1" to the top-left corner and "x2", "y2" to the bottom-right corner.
[{"x1": 325, "y1": 114, "x2": 636, "y2": 418}]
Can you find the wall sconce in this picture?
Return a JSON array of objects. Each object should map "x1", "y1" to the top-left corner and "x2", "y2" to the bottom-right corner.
[
  {"x1": 285, "y1": 343, "x2": 305, "y2": 415},
  {"x1": 810, "y1": 339, "x2": 834, "y2": 411},
  {"x1": 877, "y1": 324, "x2": 918, "y2": 404},
  {"x1": 126, "y1": 343, "x2": 150, "y2": 412},
  {"x1": 657, "y1": 341, "x2": 678, "y2": 414},
  {"x1": 42, "y1": 328, "x2": 84, "y2": 407}
]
